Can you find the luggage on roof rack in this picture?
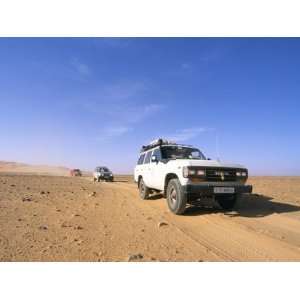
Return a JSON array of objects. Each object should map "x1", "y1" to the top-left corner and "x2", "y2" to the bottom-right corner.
[{"x1": 140, "y1": 138, "x2": 177, "y2": 152}]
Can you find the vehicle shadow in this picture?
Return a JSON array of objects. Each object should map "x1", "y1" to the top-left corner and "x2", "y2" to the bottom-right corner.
[
  {"x1": 148, "y1": 193, "x2": 164, "y2": 200},
  {"x1": 184, "y1": 194, "x2": 300, "y2": 218}
]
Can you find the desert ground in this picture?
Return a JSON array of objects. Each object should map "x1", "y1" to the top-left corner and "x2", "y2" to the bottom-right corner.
[{"x1": 1, "y1": 163, "x2": 300, "y2": 261}]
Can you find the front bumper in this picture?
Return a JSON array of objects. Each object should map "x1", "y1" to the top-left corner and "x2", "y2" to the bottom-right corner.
[
  {"x1": 100, "y1": 175, "x2": 114, "y2": 179},
  {"x1": 183, "y1": 183, "x2": 252, "y2": 196}
]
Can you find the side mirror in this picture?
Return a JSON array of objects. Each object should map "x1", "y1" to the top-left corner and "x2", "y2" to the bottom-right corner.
[
  {"x1": 207, "y1": 158, "x2": 211, "y2": 160},
  {"x1": 151, "y1": 155, "x2": 158, "y2": 163}
]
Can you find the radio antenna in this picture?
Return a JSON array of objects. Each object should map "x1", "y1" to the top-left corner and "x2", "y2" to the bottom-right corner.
[{"x1": 215, "y1": 131, "x2": 220, "y2": 162}]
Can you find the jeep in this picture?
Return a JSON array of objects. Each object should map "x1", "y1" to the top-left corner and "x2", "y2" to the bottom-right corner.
[
  {"x1": 134, "y1": 139, "x2": 252, "y2": 215},
  {"x1": 93, "y1": 166, "x2": 114, "y2": 182},
  {"x1": 70, "y1": 169, "x2": 82, "y2": 177}
]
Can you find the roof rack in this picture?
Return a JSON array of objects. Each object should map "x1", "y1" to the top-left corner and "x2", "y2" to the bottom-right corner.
[{"x1": 140, "y1": 138, "x2": 177, "y2": 152}]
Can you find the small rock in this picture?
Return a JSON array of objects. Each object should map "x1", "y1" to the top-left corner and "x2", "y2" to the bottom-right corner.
[
  {"x1": 40, "y1": 191, "x2": 46, "y2": 195},
  {"x1": 22, "y1": 197, "x2": 32, "y2": 202},
  {"x1": 10, "y1": 184, "x2": 16, "y2": 187},
  {"x1": 39, "y1": 225, "x2": 48, "y2": 230},
  {"x1": 89, "y1": 192, "x2": 96, "y2": 197},
  {"x1": 74, "y1": 225, "x2": 83, "y2": 230},
  {"x1": 158, "y1": 221, "x2": 168, "y2": 228},
  {"x1": 127, "y1": 254, "x2": 143, "y2": 262},
  {"x1": 61, "y1": 222, "x2": 71, "y2": 228}
]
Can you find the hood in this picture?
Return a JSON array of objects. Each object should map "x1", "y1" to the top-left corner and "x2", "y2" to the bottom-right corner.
[{"x1": 169, "y1": 159, "x2": 246, "y2": 169}]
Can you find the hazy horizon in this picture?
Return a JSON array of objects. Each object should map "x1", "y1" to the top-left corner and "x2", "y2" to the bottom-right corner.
[{"x1": 0, "y1": 38, "x2": 299, "y2": 175}]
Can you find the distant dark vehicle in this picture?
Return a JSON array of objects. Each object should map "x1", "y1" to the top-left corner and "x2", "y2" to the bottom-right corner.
[
  {"x1": 70, "y1": 169, "x2": 82, "y2": 177},
  {"x1": 93, "y1": 166, "x2": 114, "y2": 182}
]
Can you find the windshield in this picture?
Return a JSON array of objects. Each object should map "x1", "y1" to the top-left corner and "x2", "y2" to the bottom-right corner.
[
  {"x1": 96, "y1": 167, "x2": 110, "y2": 172},
  {"x1": 161, "y1": 146, "x2": 206, "y2": 160}
]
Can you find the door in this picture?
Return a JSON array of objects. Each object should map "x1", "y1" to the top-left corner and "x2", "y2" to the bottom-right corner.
[
  {"x1": 150, "y1": 148, "x2": 165, "y2": 190},
  {"x1": 142, "y1": 150, "x2": 154, "y2": 188}
]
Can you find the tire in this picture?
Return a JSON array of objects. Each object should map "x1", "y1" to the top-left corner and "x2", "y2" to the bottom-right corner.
[
  {"x1": 166, "y1": 179, "x2": 187, "y2": 215},
  {"x1": 139, "y1": 178, "x2": 150, "y2": 200},
  {"x1": 97, "y1": 177, "x2": 100, "y2": 182},
  {"x1": 93, "y1": 177, "x2": 96, "y2": 182},
  {"x1": 216, "y1": 194, "x2": 237, "y2": 210}
]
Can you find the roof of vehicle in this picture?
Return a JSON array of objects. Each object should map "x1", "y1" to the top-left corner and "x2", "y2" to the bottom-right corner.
[
  {"x1": 95, "y1": 166, "x2": 110, "y2": 170},
  {"x1": 140, "y1": 138, "x2": 193, "y2": 153}
]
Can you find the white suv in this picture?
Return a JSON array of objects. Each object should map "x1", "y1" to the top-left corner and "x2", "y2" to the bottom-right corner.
[
  {"x1": 134, "y1": 139, "x2": 252, "y2": 215},
  {"x1": 93, "y1": 166, "x2": 114, "y2": 182}
]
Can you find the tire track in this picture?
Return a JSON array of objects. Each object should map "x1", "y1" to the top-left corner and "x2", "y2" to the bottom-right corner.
[{"x1": 111, "y1": 181, "x2": 300, "y2": 261}]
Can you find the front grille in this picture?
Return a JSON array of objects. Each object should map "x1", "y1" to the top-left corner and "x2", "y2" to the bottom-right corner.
[{"x1": 205, "y1": 168, "x2": 237, "y2": 182}]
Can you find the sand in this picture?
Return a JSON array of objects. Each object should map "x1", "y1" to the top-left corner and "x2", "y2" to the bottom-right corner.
[{"x1": 0, "y1": 162, "x2": 300, "y2": 261}]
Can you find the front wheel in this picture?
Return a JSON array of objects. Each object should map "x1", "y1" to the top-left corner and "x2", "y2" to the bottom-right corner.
[
  {"x1": 216, "y1": 194, "x2": 237, "y2": 210},
  {"x1": 139, "y1": 178, "x2": 150, "y2": 200},
  {"x1": 166, "y1": 179, "x2": 187, "y2": 215}
]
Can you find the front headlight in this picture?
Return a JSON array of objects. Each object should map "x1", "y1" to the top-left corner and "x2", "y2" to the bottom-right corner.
[
  {"x1": 236, "y1": 170, "x2": 247, "y2": 177},
  {"x1": 197, "y1": 170, "x2": 205, "y2": 176},
  {"x1": 183, "y1": 167, "x2": 205, "y2": 178}
]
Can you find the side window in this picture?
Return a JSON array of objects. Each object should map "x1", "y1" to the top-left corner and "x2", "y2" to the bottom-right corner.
[
  {"x1": 152, "y1": 148, "x2": 162, "y2": 162},
  {"x1": 137, "y1": 154, "x2": 145, "y2": 165},
  {"x1": 144, "y1": 151, "x2": 152, "y2": 164}
]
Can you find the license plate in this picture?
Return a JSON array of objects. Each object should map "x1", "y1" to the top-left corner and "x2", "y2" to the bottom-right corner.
[{"x1": 214, "y1": 187, "x2": 235, "y2": 194}]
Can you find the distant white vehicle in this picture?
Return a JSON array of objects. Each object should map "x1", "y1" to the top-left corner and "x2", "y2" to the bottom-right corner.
[
  {"x1": 134, "y1": 139, "x2": 252, "y2": 215},
  {"x1": 93, "y1": 166, "x2": 114, "y2": 182}
]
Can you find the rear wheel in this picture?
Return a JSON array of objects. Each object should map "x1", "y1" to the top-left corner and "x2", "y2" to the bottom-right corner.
[
  {"x1": 216, "y1": 194, "x2": 237, "y2": 210},
  {"x1": 166, "y1": 179, "x2": 187, "y2": 215},
  {"x1": 139, "y1": 178, "x2": 150, "y2": 200}
]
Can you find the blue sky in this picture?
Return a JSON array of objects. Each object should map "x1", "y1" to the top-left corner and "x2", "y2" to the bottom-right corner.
[{"x1": 0, "y1": 38, "x2": 299, "y2": 175}]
